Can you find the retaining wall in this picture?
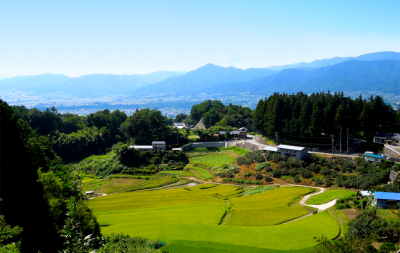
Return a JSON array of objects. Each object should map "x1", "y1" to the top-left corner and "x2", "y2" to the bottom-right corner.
[
  {"x1": 254, "y1": 135, "x2": 268, "y2": 145},
  {"x1": 236, "y1": 141, "x2": 264, "y2": 152}
]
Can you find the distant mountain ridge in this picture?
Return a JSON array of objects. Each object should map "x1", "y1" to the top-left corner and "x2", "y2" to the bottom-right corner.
[
  {"x1": 208, "y1": 60, "x2": 400, "y2": 95},
  {"x1": 266, "y1": 51, "x2": 400, "y2": 71},
  {"x1": 2, "y1": 51, "x2": 400, "y2": 99},
  {"x1": 131, "y1": 64, "x2": 278, "y2": 96},
  {"x1": 0, "y1": 71, "x2": 185, "y2": 97}
]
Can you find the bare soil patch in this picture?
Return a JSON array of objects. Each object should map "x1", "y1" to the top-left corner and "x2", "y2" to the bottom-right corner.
[{"x1": 341, "y1": 209, "x2": 360, "y2": 221}]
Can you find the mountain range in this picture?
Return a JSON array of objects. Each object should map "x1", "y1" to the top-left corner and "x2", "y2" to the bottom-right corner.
[
  {"x1": 1, "y1": 51, "x2": 400, "y2": 99},
  {"x1": 266, "y1": 51, "x2": 400, "y2": 70},
  {"x1": 0, "y1": 71, "x2": 185, "y2": 97}
]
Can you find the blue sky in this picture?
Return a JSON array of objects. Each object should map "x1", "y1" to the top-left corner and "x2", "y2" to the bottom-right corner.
[{"x1": 1, "y1": 0, "x2": 400, "y2": 77}]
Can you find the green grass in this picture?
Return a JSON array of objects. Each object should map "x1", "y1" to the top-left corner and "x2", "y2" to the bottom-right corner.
[
  {"x1": 326, "y1": 207, "x2": 350, "y2": 237},
  {"x1": 190, "y1": 167, "x2": 213, "y2": 180},
  {"x1": 306, "y1": 190, "x2": 356, "y2": 205},
  {"x1": 219, "y1": 146, "x2": 249, "y2": 155},
  {"x1": 82, "y1": 174, "x2": 181, "y2": 194},
  {"x1": 90, "y1": 185, "x2": 339, "y2": 252},
  {"x1": 189, "y1": 154, "x2": 235, "y2": 167},
  {"x1": 227, "y1": 187, "x2": 313, "y2": 226}
]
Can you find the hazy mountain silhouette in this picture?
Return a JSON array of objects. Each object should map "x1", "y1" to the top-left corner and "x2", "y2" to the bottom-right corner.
[
  {"x1": 266, "y1": 51, "x2": 400, "y2": 70},
  {"x1": 131, "y1": 64, "x2": 277, "y2": 96}
]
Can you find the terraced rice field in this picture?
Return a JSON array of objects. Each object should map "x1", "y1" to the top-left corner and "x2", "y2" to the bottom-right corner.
[
  {"x1": 189, "y1": 154, "x2": 236, "y2": 167},
  {"x1": 306, "y1": 190, "x2": 356, "y2": 205},
  {"x1": 227, "y1": 187, "x2": 313, "y2": 226},
  {"x1": 89, "y1": 185, "x2": 339, "y2": 252}
]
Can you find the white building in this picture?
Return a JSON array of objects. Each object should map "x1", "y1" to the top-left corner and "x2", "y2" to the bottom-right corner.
[
  {"x1": 277, "y1": 145, "x2": 308, "y2": 160},
  {"x1": 173, "y1": 122, "x2": 187, "y2": 129}
]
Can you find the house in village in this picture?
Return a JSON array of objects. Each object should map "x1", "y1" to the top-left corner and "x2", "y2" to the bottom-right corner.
[
  {"x1": 373, "y1": 133, "x2": 400, "y2": 146},
  {"x1": 277, "y1": 145, "x2": 308, "y2": 160},
  {"x1": 129, "y1": 141, "x2": 166, "y2": 152},
  {"x1": 364, "y1": 152, "x2": 386, "y2": 163},
  {"x1": 262, "y1": 144, "x2": 308, "y2": 160}
]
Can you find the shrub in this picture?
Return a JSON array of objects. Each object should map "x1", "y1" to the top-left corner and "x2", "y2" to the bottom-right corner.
[
  {"x1": 379, "y1": 242, "x2": 396, "y2": 253},
  {"x1": 293, "y1": 175, "x2": 301, "y2": 183},
  {"x1": 255, "y1": 173, "x2": 263, "y2": 180},
  {"x1": 314, "y1": 177, "x2": 323, "y2": 186},
  {"x1": 264, "y1": 175, "x2": 273, "y2": 182},
  {"x1": 244, "y1": 172, "x2": 252, "y2": 178},
  {"x1": 335, "y1": 203, "x2": 351, "y2": 209}
]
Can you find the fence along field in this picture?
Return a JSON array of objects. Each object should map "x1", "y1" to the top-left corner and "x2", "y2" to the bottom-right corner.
[{"x1": 89, "y1": 184, "x2": 339, "y2": 252}]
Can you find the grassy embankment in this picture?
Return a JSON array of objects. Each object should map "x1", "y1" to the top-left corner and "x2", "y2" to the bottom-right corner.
[
  {"x1": 306, "y1": 190, "x2": 356, "y2": 205},
  {"x1": 89, "y1": 185, "x2": 339, "y2": 253}
]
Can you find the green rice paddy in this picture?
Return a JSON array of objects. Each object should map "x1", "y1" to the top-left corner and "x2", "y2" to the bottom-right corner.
[
  {"x1": 89, "y1": 185, "x2": 339, "y2": 252},
  {"x1": 306, "y1": 190, "x2": 356, "y2": 205},
  {"x1": 189, "y1": 154, "x2": 236, "y2": 167},
  {"x1": 227, "y1": 187, "x2": 313, "y2": 226}
]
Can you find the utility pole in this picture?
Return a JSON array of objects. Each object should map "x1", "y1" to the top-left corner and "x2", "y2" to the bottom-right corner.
[
  {"x1": 275, "y1": 132, "x2": 279, "y2": 145},
  {"x1": 340, "y1": 127, "x2": 342, "y2": 155},
  {"x1": 331, "y1": 135, "x2": 334, "y2": 156},
  {"x1": 347, "y1": 128, "x2": 349, "y2": 155}
]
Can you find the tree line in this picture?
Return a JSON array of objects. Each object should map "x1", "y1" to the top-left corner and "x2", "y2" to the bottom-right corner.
[
  {"x1": 254, "y1": 92, "x2": 400, "y2": 146},
  {"x1": 189, "y1": 100, "x2": 254, "y2": 129}
]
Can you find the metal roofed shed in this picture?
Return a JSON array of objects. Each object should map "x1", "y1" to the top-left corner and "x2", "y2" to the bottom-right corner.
[
  {"x1": 358, "y1": 191, "x2": 373, "y2": 199},
  {"x1": 364, "y1": 153, "x2": 386, "y2": 163},
  {"x1": 172, "y1": 148, "x2": 182, "y2": 151},
  {"x1": 262, "y1": 146, "x2": 278, "y2": 152},
  {"x1": 277, "y1": 145, "x2": 308, "y2": 160},
  {"x1": 374, "y1": 191, "x2": 400, "y2": 208}
]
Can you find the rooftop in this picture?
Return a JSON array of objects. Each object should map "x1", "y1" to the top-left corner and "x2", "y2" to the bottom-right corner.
[
  {"x1": 277, "y1": 145, "x2": 306, "y2": 151},
  {"x1": 375, "y1": 191, "x2": 400, "y2": 201},
  {"x1": 263, "y1": 146, "x2": 278, "y2": 152},
  {"x1": 365, "y1": 153, "x2": 386, "y2": 159},
  {"x1": 129, "y1": 145, "x2": 154, "y2": 149},
  {"x1": 388, "y1": 157, "x2": 400, "y2": 163},
  {"x1": 152, "y1": 141, "x2": 166, "y2": 145}
]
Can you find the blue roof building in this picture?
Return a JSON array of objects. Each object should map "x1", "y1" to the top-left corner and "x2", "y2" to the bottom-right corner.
[
  {"x1": 364, "y1": 153, "x2": 386, "y2": 163},
  {"x1": 374, "y1": 191, "x2": 400, "y2": 208}
]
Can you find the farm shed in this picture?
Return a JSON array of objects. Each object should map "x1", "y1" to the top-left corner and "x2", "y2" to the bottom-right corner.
[
  {"x1": 374, "y1": 192, "x2": 400, "y2": 208},
  {"x1": 277, "y1": 145, "x2": 308, "y2": 160},
  {"x1": 262, "y1": 146, "x2": 278, "y2": 153},
  {"x1": 172, "y1": 148, "x2": 182, "y2": 151},
  {"x1": 358, "y1": 191, "x2": 373, "y2": 199},
  {"x1": 364, "y1": 153, "x2": 386, "y2": 163}
]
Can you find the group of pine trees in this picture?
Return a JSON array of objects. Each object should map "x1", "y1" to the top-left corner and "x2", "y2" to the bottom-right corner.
[{"x1": 254, "y1": 92, "x2": 400, "y2": 145}]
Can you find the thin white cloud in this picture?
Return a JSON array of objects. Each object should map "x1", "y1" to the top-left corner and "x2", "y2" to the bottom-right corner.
[{"x1": 370, "y1": 32, "x2": 377, "y2": 35}]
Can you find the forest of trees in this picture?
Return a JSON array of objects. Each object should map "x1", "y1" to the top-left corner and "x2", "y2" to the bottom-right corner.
[
  {"x1": 10, "y1": 106, "x2": 187, "y2": 163},
  {"x1": 1, "y1": 100, "x2": 101, "y2": 252},
  {"x1": 190, "y1": 100, "x2": 254, "y2": 129},
  {"x1": 254, "y1": 92, "x2": 400, "y2": 147}
]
